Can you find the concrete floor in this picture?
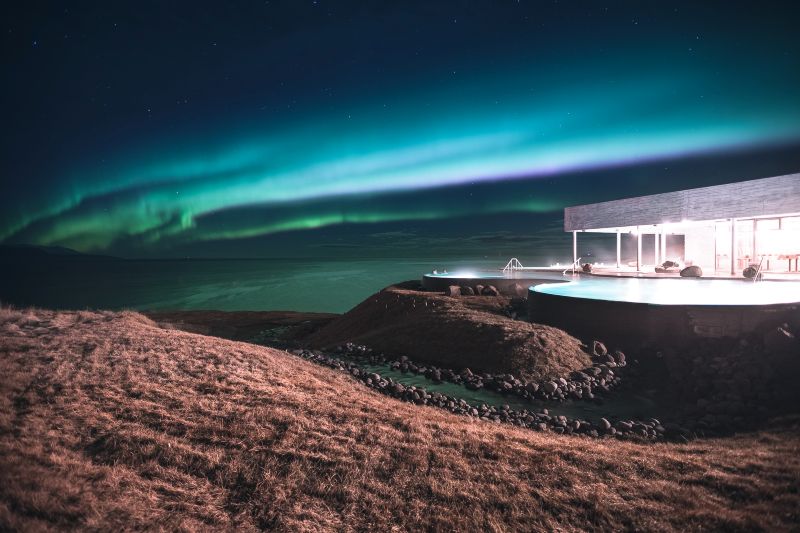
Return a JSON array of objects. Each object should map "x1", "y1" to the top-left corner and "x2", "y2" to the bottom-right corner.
[{"x1": 587, "y1": 266, "x2": 800, "y2": 281}]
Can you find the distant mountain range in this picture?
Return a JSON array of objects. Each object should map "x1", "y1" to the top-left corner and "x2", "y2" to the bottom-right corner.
[{"x1": 0, "y1": 244, "x2": 119, "y2": 261}]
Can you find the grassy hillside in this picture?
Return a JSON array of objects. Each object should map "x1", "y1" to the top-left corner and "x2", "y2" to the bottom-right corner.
[{"x1": 1, "y1": 307, "x2": 799, "y2": 531}]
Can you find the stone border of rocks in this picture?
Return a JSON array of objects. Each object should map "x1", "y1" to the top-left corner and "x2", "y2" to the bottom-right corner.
[
  {"x1": 333, "y1": 339, "x2": 628, "y2": 404},
  {"x1": 290, "y1": 347, "x2": 679, "y2": 442}
]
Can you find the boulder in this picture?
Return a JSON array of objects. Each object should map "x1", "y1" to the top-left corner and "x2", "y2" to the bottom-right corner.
[
  {"x1": 474, "y1": 285, "x2": 485, "y2": 295},
  {"x1": 511, "y1": 283, "x2": 528, "y2": 298},
  {"x1": 743, "y1": 266, "x2": 758, "y2": 279},
  {"x1": 592, "y1": 340, "x2": 608, "y2": 357},
  {"x1": 581, "y1": 263, "x2": 593, "y2": 273},
  {"x1": 446, "y1": 285, "x2": 461, "y2": 297},
  {"x1": 482, "y1": 285, "x2": 500, "y2": 296},
  {"x1": 615, "y1": 420, "x2": 633, "y2": 431},
  {"x1": 460, "y1": 286, "x2": 475, "y2": 296},
  {"x1": 680, "y1": 265, "x2": 703, "y2": 278},
  {"x1": 662, "y1": 260, "x2": 679, "y2": 268},
  {"x1": 543, "y1": 381, "x2": 559, "y2": 394}
]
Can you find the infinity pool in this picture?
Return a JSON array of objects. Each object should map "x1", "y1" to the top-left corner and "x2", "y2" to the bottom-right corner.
[
  {"x1": 422, "y1": 270, "x2": 566, "y2": 293},
  {"x1": 425, "y1": 270, "x2": 564, "y2": 280},
  {"x1": 533, "y1": 278, "x2": 800, "y2": 306}
]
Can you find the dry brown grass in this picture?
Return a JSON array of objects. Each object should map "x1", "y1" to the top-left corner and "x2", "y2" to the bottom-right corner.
[
  {"x1": 146, "y1": 309, "x2": 338, "y2": 344},
  {"x1": 307, "y1": 282, "x2": 592, "y2": 381},
  {"x1": 1, "y1": 307, "x2": 799, "y2": 531}
]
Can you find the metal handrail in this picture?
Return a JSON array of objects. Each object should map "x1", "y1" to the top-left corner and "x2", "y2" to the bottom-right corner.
[
  {"x1": 503, "y1": 257, "x2": 523, "y2": 273},
  {"x1": 753, "y1": 255, "x2": 765, "y2": 283},
  {"x1": 563, "y1": 257, "x2": 582, "y2": 276}
]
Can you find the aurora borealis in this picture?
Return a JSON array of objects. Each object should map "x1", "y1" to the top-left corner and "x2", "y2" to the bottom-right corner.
[{"x1": 3, "y1": 2, "x2": 800, "y2": 257}]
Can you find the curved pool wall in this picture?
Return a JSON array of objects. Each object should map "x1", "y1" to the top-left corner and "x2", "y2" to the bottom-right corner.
[
  {"x1": 422, "y1": 270, "x2": 568, "y2": 295},
  {"x1": 528, "y1": 278, "x2": 800, "y2": 348}
]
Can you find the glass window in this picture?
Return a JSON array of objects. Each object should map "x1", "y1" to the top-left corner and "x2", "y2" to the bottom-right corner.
[
  {"x1": 781, "y1": 216, "x2": 800, "y2": 230},
  {"x1": 756, "y1": 219, "x2": 780, "y2": 230}
]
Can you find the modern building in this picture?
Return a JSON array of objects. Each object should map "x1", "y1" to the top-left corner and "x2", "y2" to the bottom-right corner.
[{"x1": 564, "y1": 173, "x2": 800, "y2": 275}]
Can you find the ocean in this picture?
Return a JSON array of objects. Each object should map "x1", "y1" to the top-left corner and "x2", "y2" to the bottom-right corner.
[{"x1": 0, "y1": 257, "x2": 513, "y2": 314}]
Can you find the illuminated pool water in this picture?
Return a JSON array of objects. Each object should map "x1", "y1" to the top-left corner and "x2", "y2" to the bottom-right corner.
[
  {"x1": 425, "y1": 270, "x2": 564, "y2": 280},
  {"x1": 421, "y1": 270, "x2": 566, "y2": 293},
  {"x1": 533, "y1": 278, "x2": 800, "y2": 306}
]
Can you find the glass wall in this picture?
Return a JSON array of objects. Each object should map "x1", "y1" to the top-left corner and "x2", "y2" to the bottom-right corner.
[{"x1": 715, "y1": 216, "x2": 800, "y2": 273}]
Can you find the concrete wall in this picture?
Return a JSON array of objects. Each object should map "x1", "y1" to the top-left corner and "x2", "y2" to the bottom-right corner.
[
  {"x1": 528, "y1": 290, "x2": 800, "y2": 350},
  {"x1": 564, "y1": 173, "x2": 800, "y2": 231}
]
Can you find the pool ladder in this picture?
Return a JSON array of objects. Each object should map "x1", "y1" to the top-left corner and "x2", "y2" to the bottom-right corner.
[
  {"x1": 503, "y1": 257, "x2": 524, "y2": 273},
  {"x1": 563, "y1": 257, "x2": 582, "y2": 276},
  {"x1": 753, "y1": 256, "x2": 764, "y2": 283}
]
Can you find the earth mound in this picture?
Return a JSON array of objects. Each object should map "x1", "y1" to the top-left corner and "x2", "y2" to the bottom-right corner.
[{"x1": 305, "y1": 282, "x2": 592, "y2": 381}]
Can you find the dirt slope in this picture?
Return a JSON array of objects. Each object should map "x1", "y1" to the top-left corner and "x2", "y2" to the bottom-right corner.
[
  {"x1": 1, "y1": 307, "x2": 799, "y2": 531},
  {"x1": 306, "y1": 282, "x2": 592, "y2": 381}
]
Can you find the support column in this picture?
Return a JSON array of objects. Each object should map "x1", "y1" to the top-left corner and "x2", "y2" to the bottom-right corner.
[
  {"x1": 616, "y1": 230, "x2": 621, "y2": 269},
  {"x1": 654, "y1": 231, "x2": 659, "y2": 266},
  {"x1": 636, "y1": 227, "x2": 642, "y2": 272},
  {"x1": 730, "y1": 218, "x2": 736, "y2": 275},
  {"x1": 661, "y1": 231, "x2": 667, "y2": 262},
  {"x1": 572, "y1": 231, "x2": 577, "y2": 268}
]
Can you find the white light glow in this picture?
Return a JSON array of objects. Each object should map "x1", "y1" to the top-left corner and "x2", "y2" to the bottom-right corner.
[{"x1": 535, "y1": 278, "x2": 800, "y2": 306}]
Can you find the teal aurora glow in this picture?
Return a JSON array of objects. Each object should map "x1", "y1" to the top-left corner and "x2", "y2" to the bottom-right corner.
[{"x1": 3, "y1": 2, "x2": 799, "y2": 254}]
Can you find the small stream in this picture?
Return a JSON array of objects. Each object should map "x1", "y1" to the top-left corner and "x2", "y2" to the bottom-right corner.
[{"x1": 354, "y1": 359, "x2": 666, "y2": 424}]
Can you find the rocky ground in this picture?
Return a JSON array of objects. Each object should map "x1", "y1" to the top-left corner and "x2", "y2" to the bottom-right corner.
[{"x1": 660, "y1": 326, "x2": 800, "y2": 435}]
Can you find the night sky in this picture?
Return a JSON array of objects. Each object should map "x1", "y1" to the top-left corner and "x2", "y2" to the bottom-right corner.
[{"x1": 3, "y1": 1, "x2": 800, "y2": 258}]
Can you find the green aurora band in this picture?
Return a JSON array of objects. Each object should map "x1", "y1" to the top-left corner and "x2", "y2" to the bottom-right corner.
[{"x1": 4, "y1": 61, "x2": 800, "y2": 252}]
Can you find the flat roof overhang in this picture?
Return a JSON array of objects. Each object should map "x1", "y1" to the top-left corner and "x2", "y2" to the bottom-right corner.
[
  {"x1": 573, "y1": 211, "x2": 800, "y2": 235},
  {"x1": 564, "y1": 172, "x2": 800, "y2": 232}
]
